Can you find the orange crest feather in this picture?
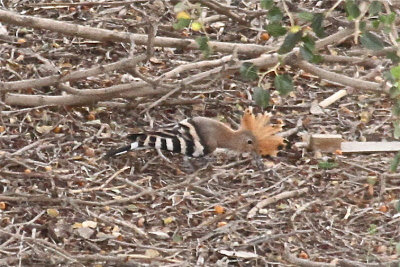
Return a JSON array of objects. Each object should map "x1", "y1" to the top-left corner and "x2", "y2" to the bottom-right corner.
[{"x1": 240, "y1": 107, "x2": 284, "y2": 156}]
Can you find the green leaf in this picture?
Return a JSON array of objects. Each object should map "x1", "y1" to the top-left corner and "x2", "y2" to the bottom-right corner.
[
  {"x1": 312, "y1": 54, "x2": 323, "y2": 63},
  {"x1": 371, "y1": 19, "x2": 380, "y2": 28},
  {"x1": 390, "y1": 151, "x2": 400, "y2": 172},
  {"x1": 267, "y1": 6, "x2": 283, "y2": 23},
  {"x1": 195, "y1": 36, "x2": 211, "y2": 58},
  {"x1": 379, "y1": 12, "x2": 396, "y2": 25},
  {"x1": 367, "y1": 176, "x2": 377, "y2": 185},
  {"x1": 394, "y1": 123, "x2": 400, "y2": 139},
  {"x1": 393, "y1": 101, "x2": 400, "y2": 116},
  {"x1": 318, "y1": 161, "x2": 338, "y2": 170},
  {"x1": 311, "y1": 13, "x2": 325, "y2": 38},
  {"x1": 360, "y1": 31, "x2": 384, "y2": 51},
  {"x1": 368, "y1": 224, "x2": 377, "y2": 235},
  {"x1": 389, "y1": 86, "x2": 400, "y2": 99},
  {"x1": 260, "y1": 0, "x2": 274, "y2": 10},
  {"x1": 302, "y1": 34, "x2": 315, "y2": 51},
  {"x1": 369, "y1": 1, "x2": 382, "y2": 16},
  {"x1": 300, "y1": 46, "x2": 314, "y2": 62},
  {"x1": 386, "y1": 52, "x2": 400, "y2": 64},
  {"x1": 264, "y1": 22, "x2": 287, "y2": 37},
  {"x1": 173, "y1": 18, "x2": 191, "y2": 30},
  {"x1": 278, "y1": 30, "x2": 302, "y2": 54},
  {"x1": 253, "y1": 87, "x2": 270, "y2": 108},
  {"x1": 300, "y1": 46, "x2": 323, "y2": 63},
  {"x1": 383, "y1": 70, "x2": 395, "y2": 83},
  {"x1": 345, "y1": 0, "x2": 360, "y2": 20},
  {"x1": 359, "y1": 21, "x2": 367, "y2": 31},
  {"x1": 240, "y1": 62, "x2": 259, "y2": 81},
  {"x1": 298, "y1": 12, "x2": 314, "y2": 21},
  {"x1": 274, "y1": 74, "x2": 293, "y2": 95},
  {"x1": 172, "y1": 233, "x2": 183, "y2": 243},
  {"x1": 391, "y1": 65, "x2": 400, "y2": 80},
  {"x1": 395, "y1": 202, "x2": 400, "y2": 213}
]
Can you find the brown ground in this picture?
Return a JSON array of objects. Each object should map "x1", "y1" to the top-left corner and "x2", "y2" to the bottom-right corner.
[{"x1": 0, "y1": 1, "x2": 399, "y2": 266}]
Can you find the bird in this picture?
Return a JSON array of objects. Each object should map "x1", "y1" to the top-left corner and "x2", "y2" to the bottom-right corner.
[{"x1": 105, "y1": 108, "x2": 284, "y2": 159}]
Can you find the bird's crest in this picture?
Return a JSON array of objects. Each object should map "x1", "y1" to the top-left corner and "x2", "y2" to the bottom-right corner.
[{"x1": 240, "y1": 107, "x2": 284, "y2": 156}]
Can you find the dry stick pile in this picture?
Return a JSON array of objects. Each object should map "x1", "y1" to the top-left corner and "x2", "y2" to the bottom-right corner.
[{"x1": 0, "y1": 1, "x2": 399, "y2": 266}]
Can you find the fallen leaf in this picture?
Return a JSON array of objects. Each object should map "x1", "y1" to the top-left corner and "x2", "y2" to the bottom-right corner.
[
  {"x1": 378, "y1": 205, "x2": 388, "y2": 212},
  {"x1": 148, "y1": 231, "x2": 169, "y2": 240},
  {"x1": 0, "y1": 202, "x2": 7, "y2": 210},
  {"x1": 44, "y1": 166, "x2": 52, "y2": 172},
  {"x1": 298, "y1": 251, "x2": 309, "y2": 259},
  {"x1": 36, "y1": 125, "x2": 53, "y2": 134},
  {"x1": 76, "y1": 227, "x2": 94, "y2": 239},
  {"x1": 72, "y1": 222, "x2": 83, "y2": 229},
  {"x1": 260, "y1": 32, "x2": 270, "y2": 41},
  {"x1": 82, "y1": 220, "x2": 97, "y2": 228},
  {"x1": 47, "y1": 208, "x2": 59, "y2": 217},
  {"x1": 217, "y1": 221, "x2": 227, "y2": 228},
  {"x1": 145, "y1": 249, "x2": 160, "y2": 258},
  {"x1": 163, "y1": 216, "x2": 175, "y2": 225},
  {"x1": 214, "y1": 205, "x2": 225, "y2": 214}
]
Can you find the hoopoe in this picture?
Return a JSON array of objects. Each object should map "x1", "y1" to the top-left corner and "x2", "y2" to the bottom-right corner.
[{"x1": 105, "y1": 108, "x2": 284, "y2": 159}]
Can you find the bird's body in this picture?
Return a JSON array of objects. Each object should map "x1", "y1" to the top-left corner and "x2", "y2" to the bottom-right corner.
[{"x1": 105, "y1": 109, "x2": 284, "y2": 159}]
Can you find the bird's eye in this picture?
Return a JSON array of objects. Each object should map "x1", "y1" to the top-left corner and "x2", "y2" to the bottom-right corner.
[{"x1": 247, "y1": 140, "x2": 253, "y2": 144}]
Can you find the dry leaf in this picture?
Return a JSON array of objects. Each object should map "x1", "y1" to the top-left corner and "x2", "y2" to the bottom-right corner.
[
  {"x1": 148, "y1": 231, "x2": 169, "y2": 240},
  {"x1": 53, "y1": 126, "x2": 62, "y2": 133},
  {"x1": 87, "y1": 112, "x2": 96, "y2": 121},
  {"x1": 137, "y1": 217, "x2": 145, "y2": 227},
  {"x1": 360, "y1": 111, "x2": 372, "y2": 123},
  {"x1": 84, "y1": 147, "x2": 95, "y2": 157},
  {"x1": 375, "y1": 245, "x2": 387, "y2": 254},
  {"x1": 47, "y1": 208, "x2": 59, "y2": 217},
  {"x1": 260, "y1": 33, "x2": 270, "y2": 41},
  {"x1": 44, "y1": 166, "x2": 52, "y2": 172},
  {"x1": 145, "y1": 249, "x2": 160, "y2": 258},
  {"x1": 36, "y1": 125, "x2": 53, "y2": 134},
  {"x1": 72, "y1": 222, "x2": 83, "y2": 229},
  {"x1": 214, "y1": 205, "x2": 225, "y2": 214},
  {"x1": 149, "y1": 57, "x2": 163, "y2": 64},
  {"x1": 0, "y1": 202, "x2": 7, "y2": 210},
  {"x1": 163, "y1": 216, "x2": 175, "y2": 225},
  {"x1": 76, "y1": 227, "x2": 94, "y2": 239},
  {"x1": 378, "y1": 205, "x2": 388, "y2": 212},
  {"x1": 217, "y1": 221, "x2": 227, "y2": 228},
  {"x1": 82, "y1": 220, "x2": 97, "y2": 228},
  {"x1": 298, "y1": 251, "x2": 309, "y2": 259}
]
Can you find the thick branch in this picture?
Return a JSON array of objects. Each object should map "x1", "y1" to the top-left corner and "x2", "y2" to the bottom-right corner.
[
  {"x1": 292, "y1": 58, "x2": 387, "y2": 93},
  {"x1": 0, "y1": 9, "x2": 272, "y2": 56},
  {"x1": 0, "y1": 55, "x2": 147, "y2": 92},
  {"x1": 5, "y1": 86, "x2": 168, "y2": 106}
]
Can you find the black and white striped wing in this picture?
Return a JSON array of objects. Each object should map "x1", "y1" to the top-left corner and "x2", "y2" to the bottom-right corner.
[{"x1": 127, "y1": 119, "x2": 209, "y2": 157}]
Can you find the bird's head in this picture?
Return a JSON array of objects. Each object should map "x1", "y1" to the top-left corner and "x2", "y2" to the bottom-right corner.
[{"x1": 239, "y1": 108, "x2": 284, "y2": 156}]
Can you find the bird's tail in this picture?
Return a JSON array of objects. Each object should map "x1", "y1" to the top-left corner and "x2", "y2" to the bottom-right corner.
[{"x1": 104, "y1": 134, "x2": 145, "y2": 158}]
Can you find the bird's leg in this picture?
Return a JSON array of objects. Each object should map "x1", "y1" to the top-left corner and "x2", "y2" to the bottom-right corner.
[
  {"x1": 252, "y1": 152, "x2": 265, "y2": 170},
  {"x1": 182, "y1": 155, "x2": 213, "y2": 173}
]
